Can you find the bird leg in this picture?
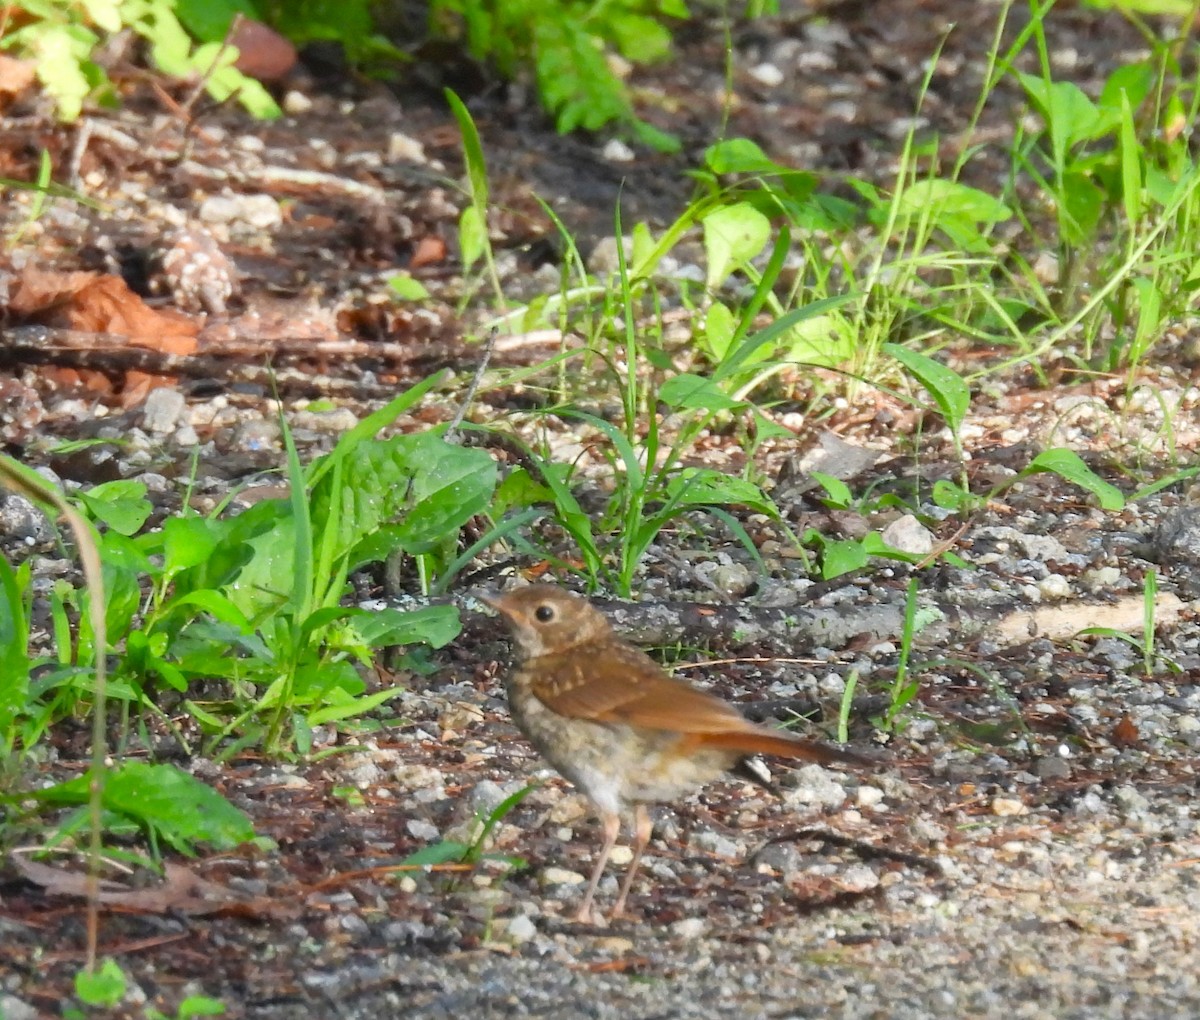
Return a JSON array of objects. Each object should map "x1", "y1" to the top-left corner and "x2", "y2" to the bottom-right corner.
[
  {"x1": 575, "y1": 811, "x2": 620, "y2": 923},
  {"x1": 612, "y1": 803, "x2": 652, "y2": 919}
]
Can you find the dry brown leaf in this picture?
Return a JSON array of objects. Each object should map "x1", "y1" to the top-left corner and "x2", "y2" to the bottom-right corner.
[
  {"x1": 68, "y1": 276, "x2": 199, "y2": 355},
  {"x1": 411, "y1": 234, "x2": 447, "y2": 268},
  {"x1": 9, "y1": 856, "x2": 289, "y2": 918},
  {"x1": 7, "y1": 266, "x2": 96, "y2": 315},
  {"x1": 231, "y1": 18, "x2": 297, "y2": 82},
  {"x1": 1112, "y1": 714, "x2": 1140, "y2": 746},
  {"x1": 0, "y1": 54, "x2": 36, "y2": 102}
]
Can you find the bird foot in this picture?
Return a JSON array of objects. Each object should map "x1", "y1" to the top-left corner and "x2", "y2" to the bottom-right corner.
[{"x1": 572, "y1": 903, "x2": 606, "y2": 926}]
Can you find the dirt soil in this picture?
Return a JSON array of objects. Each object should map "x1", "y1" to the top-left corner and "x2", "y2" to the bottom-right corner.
[{"x1": 1, "y1": 1, "x2": 1199, "y2": 1018}]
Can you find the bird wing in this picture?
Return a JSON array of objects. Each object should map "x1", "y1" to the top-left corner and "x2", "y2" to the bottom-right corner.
[
  {"x1": 529, "y1": 640, "x2": 757, "y2": 734},
  {"x1": 529, "y1": 641, "x2": 877, "y2": 769}
]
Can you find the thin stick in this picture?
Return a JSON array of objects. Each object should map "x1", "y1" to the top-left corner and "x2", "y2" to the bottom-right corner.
[{"x1": 445, "y1": 327, "x2": 497, "y2": 441}]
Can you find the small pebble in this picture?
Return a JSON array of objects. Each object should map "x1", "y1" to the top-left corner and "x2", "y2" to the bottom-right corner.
[
  {"x1": 505, "y1": 914, "x2": 538, "y2": 942},
  {"x1": 992, "y1": 797, "x2": 1029, "y2": 817},
  {"x1": 671, "y1": 917, "x2": 708, "y2": 939}
]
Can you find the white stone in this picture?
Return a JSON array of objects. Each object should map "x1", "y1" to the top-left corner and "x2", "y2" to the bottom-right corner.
[
  {"x1": 542, "y1": 866, "x2": 586, "y2": 886},
  {"x1": 506, "y1": 914, "x2": 538, "y2": 942},
  {"x1": 671, "y1": 917, "x2": 708, "y2": 938}
]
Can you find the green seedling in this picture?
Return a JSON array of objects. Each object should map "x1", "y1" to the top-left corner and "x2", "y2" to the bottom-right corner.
[
  {"x1": 147, "y1": 995, "x2": 227, "y2": 1020},
  {"x1": 403, "y1": 782, "x2": 536, "y2": 873},
  {"x1": 837, "y1": 670, "x2": 859, "y2": 746},
  {"x1": 1077, "y1": 567, "x2": 1181, "y2": 677},
  {"x1": 878, "y1": 577, "x2": 940, "y2": 733},
  {"x1": 74, "y1": 957, "x2": 126, "y2": 1009}
]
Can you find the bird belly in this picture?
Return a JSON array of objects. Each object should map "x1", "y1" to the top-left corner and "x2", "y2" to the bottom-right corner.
[
  {"x1": 625, "y1": 738, "x2": 736, "y2": 804},
  {"x1": 507, "y1": 683, "x2": 737, "y2": 810}
]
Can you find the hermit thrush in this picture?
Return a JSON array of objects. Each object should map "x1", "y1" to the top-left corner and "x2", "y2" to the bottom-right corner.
[{"x1": 483, "y1": 583, "x2": 873, "y2": 923}]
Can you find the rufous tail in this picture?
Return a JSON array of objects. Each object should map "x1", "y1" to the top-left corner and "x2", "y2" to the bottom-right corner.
[{"x1": 696, "y1": 728, "x2": 877, "y2": 769}]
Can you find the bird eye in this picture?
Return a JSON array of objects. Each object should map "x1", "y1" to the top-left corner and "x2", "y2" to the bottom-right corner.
[{"x1": 534, "y1": 604, "x2": 555, "y2": 622}]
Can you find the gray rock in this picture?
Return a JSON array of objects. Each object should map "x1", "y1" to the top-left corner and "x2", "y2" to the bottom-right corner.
[{"x1": 141, "y1": 387, "x2": 186, "y2": 433}]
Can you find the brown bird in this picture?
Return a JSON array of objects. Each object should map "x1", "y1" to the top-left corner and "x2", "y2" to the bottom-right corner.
[{"x1": 483, "y1": 583, "x2": 874, "y2": 923}]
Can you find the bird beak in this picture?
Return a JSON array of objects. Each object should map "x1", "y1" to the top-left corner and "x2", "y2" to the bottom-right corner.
[{"x1": 477, "y1": 592, "x2": 504, "y2": 615}]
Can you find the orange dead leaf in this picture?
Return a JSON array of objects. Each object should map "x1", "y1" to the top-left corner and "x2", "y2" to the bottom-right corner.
[
  {"x1": 68, "y1": 276, "x2": 199, "y2": 355},
  {"x1": 410, "y1": 234, "x2": 447, "y2": 268},
  {"x1": 7, "y1": 266, "x2": 96, "y2": 315},
  {"x1": 1112, "y1": 714, "x2": 1140, "y2": 746},
  {"x1": 0, "y1": 54, "x2": 36, "y2": 103}
]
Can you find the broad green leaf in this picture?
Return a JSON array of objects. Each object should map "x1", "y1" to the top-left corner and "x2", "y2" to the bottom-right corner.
[
  {"x1": 169, "y1": 589, "x2": 254, "y2": 633},
  {"x1": 1128, "y1": 275, "x2": 1162, "y2": 364},
  {"x1": 379, "y1": 437, "x2": 496, "y2": 555},
  {"x1": 783, "y1": 313, "x2": 856, "y2": 368},
  {"x1": 307, "y1": 686, "x2": 405, "y2": 726},
  {"x1": 491, "y1": 467, "x2": 553, "y2": 517},
  {"x1": 76, "y1": 480, "x2": 151, "y2": 535},
  {"x1": 885, "y1": 344, "x2": 970, "y2": 433},
  {"x1": 659, "y1": 372, "x2": 744, "y2": 412},
  {"x1": 388, "y1": 274, "x2": 431, "y2": 301},
  {"x1": 75, "y1": 958, "x2": 126, "y2": 1007},
  {"x1": 1017, "y1": 73, "x2": 1104, "y2": 160},
  {"x1": 351, "y1": 605, "x2": 462, "y2": 649},
  {"x1": 702, "y1": 202, "x2": 771, "y2": 289},
  {"x1": 459, "y1": 205, "x2": 487, "y2": 270},
  {"x1": 607, "y1": 12, "x2": 672, "y2": 62},
  {"x1": 1060, "y1": 170, "x2": 1105, "y2": 246},
  {"x1": 80, "y1": 0, "x2": 123, "y2": 31},
  {"x1": 896, "y1": 180, "x2": 1012, "y2": 224},
  {"x1": 701, "y1": 300, "x2": 737, "y2": 364},
  {"x1": 176, "y1": 995, "x2": 227, "y2": 1018},
  {"x1": 174, "y1": 0, "x2": 256, "y2": 41},
  {"x1": 445, "y1": 88, "x2": 490, "y2": 208},
  {"x1": 931, "y1": 479, "x2": 975, "y2": 512},
  {"x1": 163, "y1": 515, "x2": 221, "y2": 576},
  {"x1": 666, "y1": 468, "x2": 778, "y2": 517},
  {"x1": 818, "y1": 537, "x2": 869, "y2": 578},
  {"x1": 32, "y1": 25, "x2": 95, "y2": 121},
  {"x1": 704, "y1": 138, "x2": 779, "y2": 175},
  {"x1": 225, "y1": 511, "x2": 295, "y2": 619},
  {"x1": 714, "y1": 294, "x2": 855, "y2": 383},
  {"x1": 810, "y1": 471, "x2": 852, "y2": 508},
  {"x1": 0, "y1": 557, "x2": 31, "y2": 735},
  {"x1": 1021, "y1": 450, "x2": 1125, "y2": 510},
  {"x1": 40, "y1": 762, "x2": 255, "y2": 853}
]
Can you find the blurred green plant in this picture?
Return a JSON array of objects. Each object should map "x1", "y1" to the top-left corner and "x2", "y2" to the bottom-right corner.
[
  {"x1": 0, "y1": 0, "x2": 280, "y2": 119},
  {"x1": 430, "y1": 0, "x2": 685, "y2": 149}
]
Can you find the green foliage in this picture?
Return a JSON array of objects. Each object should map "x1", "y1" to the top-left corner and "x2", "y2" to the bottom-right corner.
[
  {"x1": 251, "y1": 0, "x2": 405, "y2": 66},
  {"x1": 0, "y1": 556, "x2": 34, "y2": 760},
  {"x1": 0, "y1": 0, "x2": 280, "y2": 120},
  {"x1": 149, "y1": 996, "x2": 228, "y2": 1020},
  {"x1": 431, "y1": 0, "x2": 686, "y2": 149},
  {"x1": 446, "y1": 89, "x2": 506, "y2": 309},
  {"x1": 26, "y1": 761, "x2": 255, "y2": 854},
  {"x1": 879, "y1": 578, "x2": 929, "y2": 732},
  {"x1": 74, "y1": 958, "x2": 127, "y2": 1008},
  {"x1": 1, "y1": 373, "x2": 495, "y2": 764}
]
